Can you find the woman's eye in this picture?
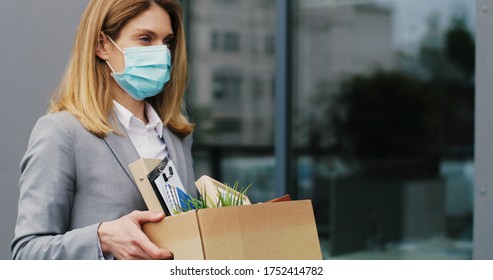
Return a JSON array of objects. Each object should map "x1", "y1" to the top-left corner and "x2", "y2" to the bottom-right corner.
[
  {"x1": 164, "y1": 39, "x2": 173, "y2": 48},
  {"x1": 139, "y1": 36, "x2": 151, "y2": 43}
]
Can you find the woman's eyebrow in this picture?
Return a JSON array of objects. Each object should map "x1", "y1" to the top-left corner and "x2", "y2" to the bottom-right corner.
[
  {"x1": 132, "y1": 28, "x2": 157, "y2": 36},
  {"x1": 132, "y1": 28, "x2": 173, "y2": 38}
]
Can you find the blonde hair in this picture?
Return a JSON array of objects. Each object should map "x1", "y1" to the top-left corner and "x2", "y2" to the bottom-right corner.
[{"x1": 49, "y1": 0, "x2": 194, "y2": 138}]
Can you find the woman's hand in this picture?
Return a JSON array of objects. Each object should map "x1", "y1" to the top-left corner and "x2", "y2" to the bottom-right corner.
[{"x1": 98, "y1": 210, "x2": 173, "y2": 260}]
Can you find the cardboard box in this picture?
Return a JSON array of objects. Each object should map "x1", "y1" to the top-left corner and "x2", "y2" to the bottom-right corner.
[{"x1": 129, "y1": 158, "x2": 323, "y2": 260}]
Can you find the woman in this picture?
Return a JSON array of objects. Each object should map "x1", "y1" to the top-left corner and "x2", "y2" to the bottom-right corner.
[{"x1": 11, "y1": 0, "x2": 197, "y2": 260}]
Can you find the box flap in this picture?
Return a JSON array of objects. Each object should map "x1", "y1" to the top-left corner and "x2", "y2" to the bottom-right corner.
[{"x1": 264, "y1": 194, "x2": 291, "y2": 203}]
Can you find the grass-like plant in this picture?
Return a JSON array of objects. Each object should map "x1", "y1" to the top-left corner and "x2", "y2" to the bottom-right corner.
[
  {"x1": 173, "y1": 189, "x2": 209, "y2": 215},
  {"x1": 175, "y1": 180, "x2": 252, "y2": 214},
  {"x1": 216, "y1": 181, "x2": 251, "y2": 207}
]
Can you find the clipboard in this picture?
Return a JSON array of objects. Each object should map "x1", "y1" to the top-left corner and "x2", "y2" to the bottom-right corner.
[{"x1": 147, "y1": 157, "x2": 192, "y2": 216}]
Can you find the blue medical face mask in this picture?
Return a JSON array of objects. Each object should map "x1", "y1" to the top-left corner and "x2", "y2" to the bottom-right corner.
[{"x1": 105, "y1": 36, "x2": 172, "y2": 101}]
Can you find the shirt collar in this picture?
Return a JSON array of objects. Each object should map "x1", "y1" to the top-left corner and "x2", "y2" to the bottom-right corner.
[
  {"x1": 113, "y1": 100, "x2": 163, "y2": 138},
  {"x1": 145, "y1": 102, "x2": 164, "y2": 138}
]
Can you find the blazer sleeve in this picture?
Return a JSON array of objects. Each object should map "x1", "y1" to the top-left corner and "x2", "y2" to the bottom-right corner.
[{"x1": 11, "y1": 114, "x2": 101, "y2": 260}]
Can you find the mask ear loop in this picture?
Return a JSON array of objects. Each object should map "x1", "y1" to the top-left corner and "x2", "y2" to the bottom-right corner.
[
  {"x1": 104, "y1": 34, "x2": 124, "y2": 74},
  {"x1": 105, "y1": 60, "x2": 117, "y2": 73},
  {"x1": 105, "y1": 35, "x2": 124, "y2": 53}
]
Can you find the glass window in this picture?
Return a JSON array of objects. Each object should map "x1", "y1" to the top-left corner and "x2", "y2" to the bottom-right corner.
[
  {"x1": 185, "y1": 0, "x2": 475, "y2": 260},
  {"x1": 212, "y1": 71, "x2": 242, "y2": 110},
  {"x1": 291, "y1": 0, "x2": 475, "y2": 259},
  {"x1": 210, "y1": 31, "x2": 240, "y2": 52},
  {"x1": 211, "y1": 31, "x2": 220, "y2": 51},
  {"x1": 215, "y1": 118, "x2": 242, "y2": 133},
  {"x1": 265, "y1": 34, "x2": 275, "y2": 55},
  {"x1": 186, "y1": 0, "x2": 277, "y2": 202},
  {"x1": 224, "y1": 31, "x2": 240, "y2": 52}
]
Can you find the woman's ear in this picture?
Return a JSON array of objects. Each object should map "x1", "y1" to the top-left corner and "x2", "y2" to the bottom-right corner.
[{"x1": 95, "y1": 32, "x2": 109, "y2": 60}]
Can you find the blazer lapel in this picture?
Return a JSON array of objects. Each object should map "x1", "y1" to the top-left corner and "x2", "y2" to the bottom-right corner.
[
  {"x1": 103, "y1": 122, "x2": 190, "y2": 192},
  {"x1": 103, "y1": 128, "x2": 140, "y2": 186}
]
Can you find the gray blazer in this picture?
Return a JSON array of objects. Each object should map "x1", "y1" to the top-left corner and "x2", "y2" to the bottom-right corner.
[{"x1": 11, "y1": 111, "x2": 197, "y2": 259}]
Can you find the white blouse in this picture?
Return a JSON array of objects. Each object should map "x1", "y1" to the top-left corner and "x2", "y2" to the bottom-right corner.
[{"x1": 112, "y1": 100, "x2": 168, "y2": 160}]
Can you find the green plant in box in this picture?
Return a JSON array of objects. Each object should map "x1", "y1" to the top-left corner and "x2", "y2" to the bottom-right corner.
[
  {"x1": 176, "y1": 180, "x2": 252, "y2": 214},
  {"x1": 216, "y1": 181, "x2": 251, "y2": 207}
]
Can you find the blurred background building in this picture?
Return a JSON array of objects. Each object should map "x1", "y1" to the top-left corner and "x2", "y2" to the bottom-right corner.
[{"x1": 0, "y1": 0, "x2": 481, "y2": 259}]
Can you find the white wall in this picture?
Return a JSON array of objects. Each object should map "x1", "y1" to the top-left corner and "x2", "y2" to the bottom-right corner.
[{"x1": 0, "y1": 0, "x2": 87, "y2": 259}]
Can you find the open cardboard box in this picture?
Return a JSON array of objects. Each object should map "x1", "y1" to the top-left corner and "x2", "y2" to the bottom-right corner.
[{"x1": 129, "y1": 158, "x2": 323, "y2": 260}]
